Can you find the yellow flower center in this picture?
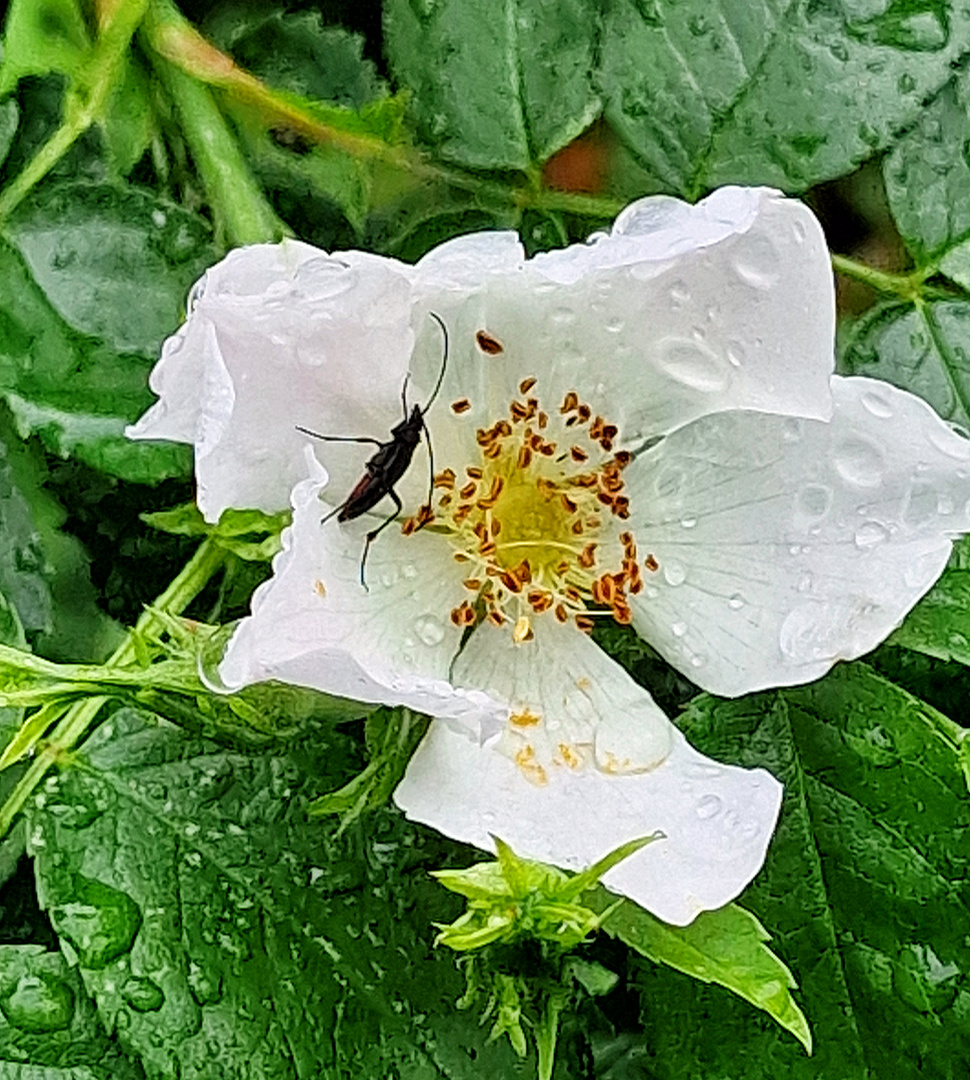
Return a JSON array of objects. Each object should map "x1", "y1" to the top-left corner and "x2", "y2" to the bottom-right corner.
[{"x1": 403, "y1": 379, "x2": 649, "y2": 640}]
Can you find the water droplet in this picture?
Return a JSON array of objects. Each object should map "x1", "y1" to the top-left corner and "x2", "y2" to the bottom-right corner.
[
  {"x1": 792, "y1": 219, "x2": 807, "y2": 243},
  {"x1": 723, "y1": 809, "x2": 740, "y2": 829},
  {"x1": 50, "y1": 877, "x2": 142, "y2": 969},
  {"x1": 0, "y1": 973, "x2": 74, "y2": 1032},
  {"x1": 781, "y1": 418, "x2": 803, "y2": 443},
  {"x1": 671, "y1": 621, "x2": 687, "y2": 637},
  {"x1": 833, "y1": 437, "x2": 885, "y2": 488},
  {"x1": 669, "y1": 280, "x2": 690, "y2": 303},
  {"x1": 187, "y1": 962, "x2": 222, "y2": 1006},
  {"x1": 680, "y1": 517, "x2": 697, "y2": 529},
  {"x1": 726, "y1": 340, "x2": 745, "y2": 367},
  {"x1": 904, "y1": 481, "x2": 938, "y2": 526},
  {"x1": 606, "y1": 316, "x2": 624, "y2": 333},
  {"x1": 414, "y1": 614, "x2": 445, "y2": 647},
  {"x1": 796, "y1": 483, "x2": 832, "y2": 520},
  {"x1": 728, "y1": 593, "x2": 745, "y2": 610},
  {"x1": 797, "y1": 571, "x2": 813, "y2": 593},
  {"x1": 550, "y1": 307, "x2": 576, "y2": 326},
  {"x1": 927, "y1": 421, "x2": 970, "y2": 460},
  {"x1": 861, "y1": 390, "x2": 893, "y2": 418},
  {"x1": 402, "y1": 563, "x2": 418, "y2": 579},
  {"x1": 855, "y1": 521, "x2": 890, "y2": 549},
  {"x1": 695, "y1": 794, "x2": 722, "y2": 819},
  {"x1": 380, "y1": 567, "x2": 399, "y2": 589},
  {"x1": 733, "y1": 236, "x2": 781, "y2": 290},
  {"x1": 122, "y1": 976, "x2": 164, "y2": 1013},
  {"x1": 663, "y1": 561, "x2": 686, "y2": 587},
  {"x1": 690, "y1": 653, "x2": 706, "y2": 668},
  {"x1": 657, "y1": 337, "x2": 729, "y2": 392}
]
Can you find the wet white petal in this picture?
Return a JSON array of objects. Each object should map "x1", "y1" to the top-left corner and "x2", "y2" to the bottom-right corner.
[
  {"x1": 220, "y1": 452, "x2": 504, "y2": 732},
  {"x1": 129, "y1": 241, "x2": 417, "y2": 521},
  {"x1": 627, "y1": 376, "x2": 970, "y2": 696},
  {"x1": 395, "y1": 721, "x2": 782, "y2": 926}
]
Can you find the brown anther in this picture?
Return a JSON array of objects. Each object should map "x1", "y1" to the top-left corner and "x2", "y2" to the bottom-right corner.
[
  {"x1": 416, "y1": 504, "x2": 435, "y2": 527},
  {"x1": 570, "y1": 445, "x2": 588, "y2": 463},
  {"x1": 560, "y1": 391, "x2": 579, "y2": 413},
  {"x1": 490, "y1": 518, "x2": 502, "y2": 536},
  {"x1": 519, "y1": 377, "x2": 537, "y2": 394},
  {"x1": 474, "y1": 521, "x2": 489, "y2": 542},
  {"x1": 577, "y1": 404, "x2": 591, "y2": 422},
  {"x1": 460, "y1": 482, "x2": 477, "y2": 500},
  {"x1": 565, "y1": 415, "x2": 579, "y2": 427},
  {"x1": 555, "y1": 603, "x2": 569, "y2": 623},
  {"x1": 484, "y1": 442, "x2": 502, "y2": 459},
  {"x1": 517, "y1": 444, "x2": 533, "y2": 469},
  {"x1": 466, "y1": 466, "x2": 483, "y2": 479},
  {"x1": 480, "y1": 541, "x2": 497, "y2": 557},
  {"x1": 597, "y1": 574, "x2": 616, "y2": 603},
  {"x1": 499, "y1": 571, "x2": 522, "y2": 593},
  {"x1": 401, "y1": 517, "x2": 417, "y2": 536},
  {"x1": 613, "y1": 450, "x2": 633, "y2": 468},
  {"x1": 487, "y1": 610, "x2": 506, "y2": 627},
  {"x1": 454, "y1": 504, "x2": 473, "y2": 523},
  {"x1": 512, "y1": 559, "x2": 533, "y2": 585},
  {"x1": 438, "y1": 493, "x2": 452, "y2": 506},
  {"x1": 527, "y1": 589, "x2": 553, "y2": 613},
  {"x1": 451, "y1": 399, "x2": 471, "y2": 414},
  {"x1": 538, "y1": 411, "x2": 548, "y2": 429},
  {"x1": 560, "y1": 493, "x2": 577, "y2": 514},
  {"x1": 578, "y1": 542, "x2": 597, "y2": 569},
  {"x1": 597, "y1": 491, "x2": 614, "y2": 507},
  {"x1": 539, "y1": 441, "x2": 556, "y2": 456},
  {"x1": 613, "y1": 497, "x2": 630, "y2": 519},
  {"x1": 571, "y1": 520, "x2": 585, "y2": 535},
  {"x1": 589, "y1": 416, "x2": 603, "y2": 440},
  {"x1": 497, "y1": 420, "x2": 512, "y2": 437},
  {"x1": 434, "y1": 468, "x2": 456, "y2": 489},
  {"x1": 453, "y1": 552, "x2": 470, "y2": 562},
  {"x1": 564, "y1": 586, "x2": 582, "y2": 604},
  {"x1": 644, "y1": 554, "x2": 659, "y2": 572},
  {"x1": 476, "y1": 476, "x2": 504, "y2": 510},
  {"x1": 476, "y1": 330, "x2": 504, "y2": 354},
  {"x1": 575, "y1": 616, "x2": 595, "y2": 633},
  {"x1": 556, "y1": 560, "x2": 569, "y2": 575},
  {"x1": 510, "y1": 401, "x2": 529, "y2": 423},
  {"x1": 529, "y1": 431, "x2": 544, "y2": 451},
  {"x1": 463, "y1": 578, "x2": 482, "y2": 591},
  {"x1": 613, "y1": 602, "x2": 633, "y2": 625}
]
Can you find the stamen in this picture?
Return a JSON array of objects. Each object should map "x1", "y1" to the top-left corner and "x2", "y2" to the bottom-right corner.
[
  {"x1": 451, "y1": 399, "x2": 471, "y2": 414},
  {"x1": 476, "y1": 330, "x2": 504, "y2": 354}
]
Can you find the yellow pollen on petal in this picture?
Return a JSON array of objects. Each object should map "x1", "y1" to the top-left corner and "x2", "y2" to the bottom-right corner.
[
  {"x1": 313, "y1": 579, "x2": 327, "y2": 598},
  {"x1": 557, "y1": 742, "x2": 583, "y2": 769},
  {"x1": 509, "y1": 708, "x2": 542, "y2": 727},
  {"x1": 408, "y1": 377, "x2": 643, "y2": 640},
  {"x1": 515, "y1": 745, "x2": 548, "y2": 786}
]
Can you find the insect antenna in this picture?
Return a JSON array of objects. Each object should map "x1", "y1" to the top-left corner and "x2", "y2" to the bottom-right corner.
[{"x1": 419, "y1": 312, "x2": 449, "y2": 417}]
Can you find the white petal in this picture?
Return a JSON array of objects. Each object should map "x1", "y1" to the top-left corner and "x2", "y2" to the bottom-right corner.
[
  {"x1": 220, "y1": 453, "x2": 504, "y2": 732},
  {"x1": 413, "y1": 188, "x2": 834, "y2": 467},
  {"x1": 627, "y1": 376, "x2": 970, "y2": 696},
  {"x1": 130, "y1": 241, "x2": 417, "y2": 521},
  {"x1": 394, "y1": 722, "x2": 782, "y2": 926}
]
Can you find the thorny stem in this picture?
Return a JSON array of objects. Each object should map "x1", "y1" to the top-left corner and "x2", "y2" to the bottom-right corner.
[{"x1": 0, "y1": 539, "x2": 226, "y2": 839}]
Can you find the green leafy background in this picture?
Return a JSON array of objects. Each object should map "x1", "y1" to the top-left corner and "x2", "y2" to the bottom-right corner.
[{"x1": 0, "y1": 0, "x2": 967, "y2": 1077}]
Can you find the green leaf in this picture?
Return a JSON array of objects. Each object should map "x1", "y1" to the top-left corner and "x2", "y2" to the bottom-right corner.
[
  {"x1": 883, "y1": 68, "x2": 970, "y2": 272},
  {"x1": 600, "y1": 0, "x2": 970, "y2": 198},
  {"x1": 5, "y1": 182, "x2": 217, "y2": 357},
  {"x1": 0, "y1": 0, "x2": 90, "y2": 96},
  {"x1": 0, "y1": 944, "x2": 142, "y2": 1078},
  {"x1": 0, "y1": 98, "x2": 18, "y2": 171},
  {"x1": 100, "y1": 55, "x2": 153, "y2": 178},
  {"x1": 142, "y1": 505, "x2": 289, "y2": 562},
  {"x1": 890, "y1": 568, "x2": 970, "y2": 664},
  {"x1": 602, "y1": 899, "x2": 810, "y2": 1053},
  {"x1": 839, "y1": 298, "x2": 970, "y2": 430},
  {"x1": 0, "y1": 409, "x2": 120, "y2": 662},
  {"x1": 384, "y1": 0, "x2": 601, "y2": 169},
  {"x1": 213, "y1": 9, "x2": 387, "y2": 110},
  {"x1": 0, "y1": 195, "x2": 201, "y2": 483},
  {"x1": 28, "y1": 708, "x2": 529, "y2": 1078},
  {"x1": 631, "y1": 670, "x2": 970, "y2": 1079}
]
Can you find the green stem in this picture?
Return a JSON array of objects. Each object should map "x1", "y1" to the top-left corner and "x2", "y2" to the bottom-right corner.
[
  {"x1": 535, "y1": 991, "x2": 567, "y2": 1080},
  {"x1": 831, "y1": 254, "x2": 926, "y2": 299},
  {"x1": 0, "y1": 0, "x2": 150, "y2": 221},
  {"x1": 0, "y1": 539, "x2": 226, "y2": 838},
  {"x1": 144, "y1": 49, "x2": 287, "y2": 246}
]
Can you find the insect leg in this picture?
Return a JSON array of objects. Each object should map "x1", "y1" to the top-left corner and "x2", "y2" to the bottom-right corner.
[
  {"x1": 360, "y1": 488, "x2": 403, "y2": 589},
  {"x1": 419, "y1": 419, "x2": 434, "y2": 529}
]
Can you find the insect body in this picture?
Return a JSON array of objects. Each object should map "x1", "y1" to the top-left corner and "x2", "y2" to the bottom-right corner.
[{"x1": 297, "y1": 312, "x2": 449, "y2": 588}]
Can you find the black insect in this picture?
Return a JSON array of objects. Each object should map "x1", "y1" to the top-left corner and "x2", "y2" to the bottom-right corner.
[{"x1": 297, "y1": 312, "x2": 449, "y2": 588}]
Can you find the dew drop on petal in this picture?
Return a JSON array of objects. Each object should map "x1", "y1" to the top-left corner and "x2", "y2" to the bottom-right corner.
[
  {"x1": 855, "y1": 521, "x2": 890, "y2": 549},
  {"x1": 402, "y1": 563, "x2": 418, "y2": 579},
  {"x1": 657, "y1": 338, "x2": 729, "y2": 393},
  {"x1": 695, "y1": 794, "x2": 722, "y2": 819},
  {"x1": 861, "y1": 390, "x2": 893, "y2": 419},
  {"x1": 792, "y1": 219, "x2": 807, "y2": 243},
  {"x1": 671, "y1": 620, "x2": 687, "y2": 637},
  {"x1": 380, "y1": 568, "x2": 399, "y2": 589},
  {"x1": 690, "y1": 653, "x2": 706, "y2": 668},
  {"x1": 726, "y1": 340, "x2": 745, "y2": 367},
  {"x1": 669, "y1": 280, "x2": 691, "y2": 303},
  {"x1": 796, "y1": 483, "x2": 832, "y2": 520},
  {"x1": 782, "y1": 418, "x2": 803, "y2": 443},
  {"x1": 680, "y1": 516, "x2": 697, "y2": 529},
  {"x1": 664, "y1": 561, "x2": 687, "y2": 586},
  {"x1": 833, "y1": 438, "x2": 885, "y2": 488},
  {"x1": 728, "y1": 593, "x2": 745, "y2": 610},
  {"x1": 733, "y1": 236, "x2": 781, "y2": 290},
  {"x1": 414, "y1": 615, "x2": 446, "y2": 647}
]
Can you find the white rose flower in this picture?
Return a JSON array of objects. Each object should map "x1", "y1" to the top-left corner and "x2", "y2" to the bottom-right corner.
[{"x1": 129, "y1": 187, "x2": 970, "y2": 926}]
